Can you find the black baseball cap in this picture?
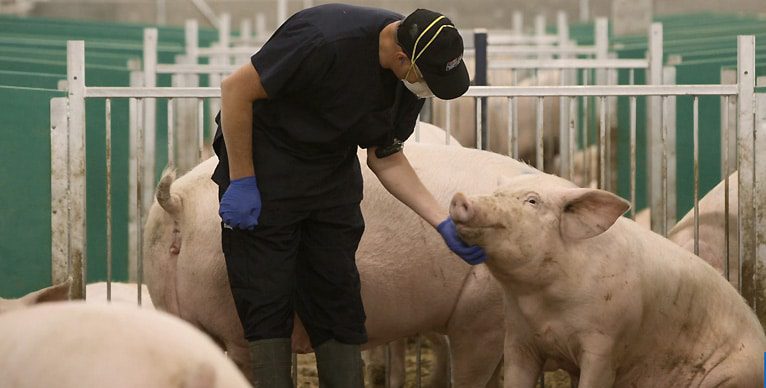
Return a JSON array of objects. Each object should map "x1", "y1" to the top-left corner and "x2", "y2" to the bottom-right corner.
[{"x1": 397, "y1": 9, "x2": 469, "y2": 100}]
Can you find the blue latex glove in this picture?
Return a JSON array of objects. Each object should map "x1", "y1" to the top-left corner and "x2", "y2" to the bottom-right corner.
[
  {"x1": 219, "y1": 176, "x2": 262, "y2": 230},
  {"x1": 436, "y1": 217, "x2": 488, "y2": 265}
]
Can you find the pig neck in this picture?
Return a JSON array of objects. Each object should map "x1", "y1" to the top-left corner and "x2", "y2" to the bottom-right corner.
[{"x1": 484, "y1": 244, "x2": 563, "y2": 296}]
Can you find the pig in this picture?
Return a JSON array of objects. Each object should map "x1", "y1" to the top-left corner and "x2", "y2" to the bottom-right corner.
[
  {"x1": 0, "y1": 302, "x2": 250, "y2": 388},
  {"x1": 85, "y1": 281, "x2": 155, "y2": 309},
  {"x1": 668, "y1": 172, "x2": 738, "y2": 279},
  {"x1": 144, "y1": 143, "x2": 541, "y2": 386},
  {"x1": 0, "y1": 281, "x2": 154, "y2": 314},
  {"x1": 450, "y1": 172, "x2": 766, "y2": 387}
]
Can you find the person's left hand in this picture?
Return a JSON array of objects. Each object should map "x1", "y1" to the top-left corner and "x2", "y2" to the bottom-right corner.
[{"x1": 436, "y1": 217, "x2": 487, "y2": 265}]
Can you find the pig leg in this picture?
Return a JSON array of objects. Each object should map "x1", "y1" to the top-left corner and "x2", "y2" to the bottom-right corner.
[
  {"x1": 502, "y1": 299, "x2": 542, "y2": 387},
  {"x1": 576, "y1": 339, "x2": 616, "y2": 388},
  {"x1": 446, "y1": 268, "x2": 505, "y2": 387}
]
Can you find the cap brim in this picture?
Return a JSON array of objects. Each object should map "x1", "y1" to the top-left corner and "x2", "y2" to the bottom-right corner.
[{"x1": 422, "y1": 60, "x2": 470, "y2": 100}]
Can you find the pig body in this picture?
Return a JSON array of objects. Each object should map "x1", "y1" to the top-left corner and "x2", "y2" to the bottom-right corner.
[
  {"x1": 451, "y1": 173, "x2": 766, "y2": 387},
  {"x1": 669, "y1": 172, "x2": 738, "y2": 278},
  {"x1": 86, "y1": 281, "x2": 155, "y2": 309},
  {"x1": 144, "y1": 143, "x2": 537, "y2": 386},
  {"x1": 0, "y1": 302, "x2": 250, "y2": 388}
]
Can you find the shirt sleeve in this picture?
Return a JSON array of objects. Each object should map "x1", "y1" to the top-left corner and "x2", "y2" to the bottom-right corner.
[{"x1": 251, "y1": 17, "x2": 334, "y2": 99}]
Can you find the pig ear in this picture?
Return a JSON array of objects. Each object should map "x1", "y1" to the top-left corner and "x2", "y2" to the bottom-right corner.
[
  {"x1": 20, "y1": 280, "x2": 71, "y2": 306},
  {"x1": 560, "y1": 188, "x2": 630, "y2": 240}
]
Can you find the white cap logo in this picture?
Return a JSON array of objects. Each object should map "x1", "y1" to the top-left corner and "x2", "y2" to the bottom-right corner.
[{"x1": 445, "y1": 55, "x2": 461, "y2": 72}]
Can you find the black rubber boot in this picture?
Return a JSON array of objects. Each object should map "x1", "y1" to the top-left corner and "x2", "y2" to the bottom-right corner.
[
  {"x1": 315, "y1": 339, "x2": 365, "y2": 388},
  {"x1": 248, "y1": 338, "x2": 293, "y2": 388}
]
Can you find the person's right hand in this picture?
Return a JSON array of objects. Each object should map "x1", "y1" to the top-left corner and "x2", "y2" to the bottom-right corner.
[{"x1": 219, "y1": 176, "x2": 262, "y2": 230}]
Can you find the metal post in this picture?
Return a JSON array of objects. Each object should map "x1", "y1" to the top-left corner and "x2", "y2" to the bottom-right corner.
[
  {"x1": 558, "y1": 12, "x2": 571, "y2": 179},
  {"x1": 255, "y1": 13, "x2": 267, "y2": 42},
  {"x1": 142, "y1": 29, "x2": 158, "y2": 221},
  {"x1": 239, "y1": 18, "x2": 253, "y2": 46},
  {"x1": 737, "y1": 35, "x2": 760, "y2": 323},
  {"x1": 534, "y1": 14, "x2": 545, "y2": 41},
  {"x1": 512, "y1": 11, "x2": 523, "y2": 36},
  {"x1": 156, "y1": 0, "x2": 166, "y2": 25},
  {"x1": 50, "y1": 97, "x2": 69, "y2": 286},
  {"x1": 219, "y1": 13, "x2": 231, "y2": 64},
  {"x1": 721, "y1": 68, "x2": 738, "y2": 178},
  {"x1": 66, "y1": 40, "x2": 87, "y2": 300},
  {"x1": 647, "y1": 22, "x2": 664, "y2": 234},
  {"x1": 474, "y1": 29, "x2": 488, "y2": 150},
  {"x1": 753, "y1": 91, "x2": 766, "y2": 326},
  {"x1": 277, "y1": 0, "x2": 288, "y2": 26},
  {"x1": 663, "y1": 65, "x2": 677, "y2": 228},
  {"x1": 185, "y1": 19, "x2": 199, "y2": 65},
  {"x1": 580, "y1": 0, "x2": 590, "y2": 22}
]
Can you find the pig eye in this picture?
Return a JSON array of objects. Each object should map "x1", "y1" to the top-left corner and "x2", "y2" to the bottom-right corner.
[{"x1": 524, "y1": 195, "x2": 540, "y2": 206}]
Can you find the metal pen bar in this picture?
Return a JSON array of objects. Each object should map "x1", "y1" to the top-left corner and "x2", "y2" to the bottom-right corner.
[
  {"x1": 693, "y1": 96, "x2": 700, "y2": 256},
  {"x1": 507, "y1": 97, "x2": 514, "y2": 157},
  {"x1": 136, "y1": 97, "x2": 144, "y2": 306},
  {"x1": 416, "y1": 335, "x2": 423, "y2": 388},
  {"x1": 661, "y1": 95, "x2": 669, "y2": 236},
  {"x1": 569, "y1": 96, "x2": 577, "y2": 180},
  {"x1": 445, "y1": 100, "x2": 452, "y2": 145},
  {"x1": 105, "y1": 98, "x2": 112, "y2": 302},
  {"x1": 724, "y1": 95, "x2": 731, "y2": 281},
  {"x1": 489, "y1": 58, "x2": 648, "y2": 70},
  {"x1": 475, "y1": 96, "x2": 482, "y2": 149},
  {"x1": 536, "y1": 97, "x2": 544, "y2": 169},
  {"x1": 168, "y1": 98, "x2": 175, "y2": 168},
  {"x1": 630, "y1": 96, "x2": 637, "y2": 219},
  {"x1": 599, "y1": 96, "x2": 606, "y2": 189},
  {"x1": 512, "y1": 72, "x2": 519, "y2": 159},
  {"x1": 583, "y1": 73, "x2": 590, "y2": 188},
  {"x1": 629, "y1": 69, "x2": 635, "y2": 86},
  {"x1": 198, "y1": 98, "x2": 204, "y2": 161},
  {"x1": 461, "y1": 84, "x2": 739, "y2": 97}
]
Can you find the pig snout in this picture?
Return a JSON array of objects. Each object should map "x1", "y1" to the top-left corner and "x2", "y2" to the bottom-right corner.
[{"x1": 450, "y1": 192, "x2": 475, "y2": 224}]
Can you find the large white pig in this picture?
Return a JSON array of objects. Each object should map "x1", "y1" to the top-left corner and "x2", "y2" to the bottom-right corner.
[
  {"x1": 0, "y1": 302, "x2": 250, "y2": 388},
  {"x1": 143, "y1": 143, "x2": 540, "y2": 386},
  {"x1": 0, "y1": 281, "x2": 154, "y2": 313},
  {"x1": 450, "y1": 172, "x2": 766, "y2": 387},
  {"x1": 668, "y1": 172, "x2": 738, "y2": 279}
]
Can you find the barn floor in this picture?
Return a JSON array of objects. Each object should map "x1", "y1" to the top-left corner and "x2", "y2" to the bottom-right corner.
[{"x1": 295, "y1": 339, "x2": 572, "y2": 387}]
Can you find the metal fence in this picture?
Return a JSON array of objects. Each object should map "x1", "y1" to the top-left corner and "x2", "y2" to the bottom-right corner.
[{"x1": 52, "y1": 33, "x2": 764, "y2": 384}]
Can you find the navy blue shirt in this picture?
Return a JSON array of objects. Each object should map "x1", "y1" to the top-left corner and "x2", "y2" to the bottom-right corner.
[{"x1": 212, "y1": 4, "x2": 424, "y2": 208}]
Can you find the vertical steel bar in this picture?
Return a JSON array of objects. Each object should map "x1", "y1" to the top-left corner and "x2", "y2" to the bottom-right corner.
[
  {"x1": 198, "y1": 98, "x2": 205, "y2": 161},
  {"x1": 536, "y1": 97, "x2": 544, "y2": 170},
  {"x1": 445, "y1": 100, "x2": 452, "y2": 145},
  {"x1": 475, "y1": 97, "x2": 483, "y2": 149},
  {"x1": 142, "y1": 29, "x2": 158, "y2": 220},
  {"x1": 661, "y1": 96, "x2": 669, "y2": 236},
  {"x1": 693, "y1": 96, "x2": 700, "y2": 255},
  {"x1": 416, "y1": 335, "x2": 422, "y2": 388},
  {"x1": 136, "y1": 97, "x2": 144, "y2": 306},
  {"x1": 724, "y1": 95, "x2": 731, "y2": 281},
  {"x1": 583, "y1": 72, "x2": 590, "y2": 187},
  {"x1": 753, "y1": 91, "x2": 766, "y2": 325},
  {"x1": 599, "y1": 96, "x2": 606, "y2": 190},
  {"x1": 168, "y1": 98, "x2": 175, "y2": 168},
  {"x1": 629, "y1": 69, "x2": 635, "y2": 86},
  {"x1": 277, "y1": 0, "x2": 288, "y2": 25},
  {"x1": 512, "y1": 11, "x2": 523, "y2": 36},
  {"x1": 507, "y1": 97, "x2": 514, "y2": 157},
  {"x1": 512, "y1": 72, "x2": 519, "y2": 159},
  {"x1": 50, "y1": 97, "x2": 69, "y2": 286},
  {"x1": 630, "y1": 96, "x2": 637, "y2": 219},
  {"x1": 569, "y1": 96, "x2": 576, "y2": 180},
  {"x1": 106, "y1": 98, "x2": 112, "y2": 302},
  {"x1": 737, "y1": 36, "x2": 756, "y2": 298},
  {"x1": 663, "y1": 66, "x2": 678, "y2": 231},
  {"x1": 67, "y1": 40, "x2": 87, "y2": 300},
  {"x1": 648, "y1": 23, "x2": 664, "y2": 234}
]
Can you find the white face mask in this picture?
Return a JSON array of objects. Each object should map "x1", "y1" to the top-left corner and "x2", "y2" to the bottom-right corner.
[{"x1": 402, "y1": 79, "x2": 434, "y2": 99}]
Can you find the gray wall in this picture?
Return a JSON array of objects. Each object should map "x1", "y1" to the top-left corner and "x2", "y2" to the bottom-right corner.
[{"x1": 26, "y1": 0, "x2": 766, "y2": 31}]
